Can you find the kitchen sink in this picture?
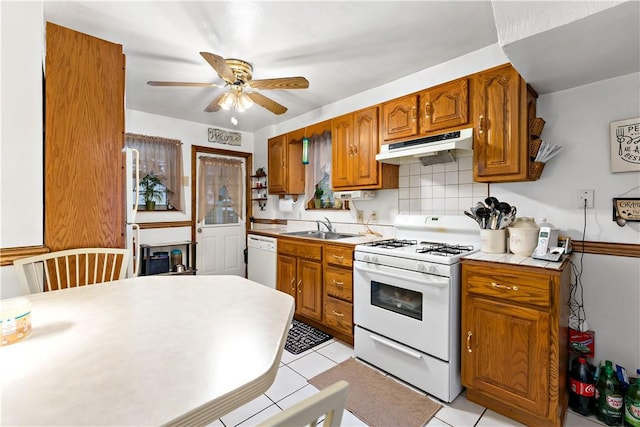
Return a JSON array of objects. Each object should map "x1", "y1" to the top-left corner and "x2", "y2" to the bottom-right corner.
[{"x1": 282, "y1": 230, "x2": 358, "y2": 240}]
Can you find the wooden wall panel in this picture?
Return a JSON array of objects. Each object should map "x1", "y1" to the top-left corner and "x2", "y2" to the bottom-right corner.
[{"x1": 45, "y1": 23, "x2": 125, "y2": 251}]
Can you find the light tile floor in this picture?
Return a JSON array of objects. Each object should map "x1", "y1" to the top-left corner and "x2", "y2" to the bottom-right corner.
[{"x1": 209, "y1": 339, "x2": 607, "y2": 426}]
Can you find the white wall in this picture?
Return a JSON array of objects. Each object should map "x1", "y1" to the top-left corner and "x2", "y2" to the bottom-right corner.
[{"x1": 1, "y1": 1, "x2": 44, "y2": 298}]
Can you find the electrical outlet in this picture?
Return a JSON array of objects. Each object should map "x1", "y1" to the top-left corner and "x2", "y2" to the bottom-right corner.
[
  {"x1": 369, "y1": 211, "x2": 378, "y2": 223},
  {"x1": 577, "y1": 189, "x2": 594, "y2": 208},
  {"x1": 356, "y1": 210, "x2": 364, "y2": 223}
]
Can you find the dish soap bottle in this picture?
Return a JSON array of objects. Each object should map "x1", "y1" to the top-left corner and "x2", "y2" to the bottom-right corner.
[{"x1": 625, "y1": 370, "x2": 640, "y2": 426}]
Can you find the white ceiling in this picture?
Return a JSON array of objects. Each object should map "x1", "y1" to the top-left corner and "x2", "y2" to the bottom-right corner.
[{"x1": 43, "y1": 1, "x2": 639, "y2": 133}]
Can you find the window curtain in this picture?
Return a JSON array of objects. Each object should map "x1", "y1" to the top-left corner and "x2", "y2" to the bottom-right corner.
[
  {"x1": 125, "y1": 133, "x2": 184, "y2": 211},
  {"x1": 304, "y1": 131, "x2": 332, "y2": 202},
  {"x1": 197, "y1": 156, "x2": 244, "y2": 223}
]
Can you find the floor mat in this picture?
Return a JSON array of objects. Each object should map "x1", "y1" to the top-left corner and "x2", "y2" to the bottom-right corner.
[
  {"x1": 284, "y1": 319, "x2": 332, "y2": 354},
  {"x1": 309, "y1": 357, "x2": 442, "y2": 427}
]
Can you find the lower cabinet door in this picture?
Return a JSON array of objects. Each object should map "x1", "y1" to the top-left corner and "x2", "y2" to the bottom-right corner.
[
  {"x1": 463, "y1": 296, "x2": 550, "y2": 417},
  {"x1": 296, "y1": 259, "x2": 323, "y2": 321}
]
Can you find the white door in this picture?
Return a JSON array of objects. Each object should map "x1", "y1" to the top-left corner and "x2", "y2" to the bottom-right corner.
[{"x1": 195, "y1": 153, "x2": 246, "y2": 276}]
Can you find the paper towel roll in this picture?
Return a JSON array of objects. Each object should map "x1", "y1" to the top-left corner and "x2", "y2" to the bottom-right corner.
[{"x1": 278, "y1": 198, "x2": 294, "y2": 212}]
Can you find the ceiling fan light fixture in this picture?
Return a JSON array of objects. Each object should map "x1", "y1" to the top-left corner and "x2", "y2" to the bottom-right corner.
[
  {"x1": 219, "y1": 92, "x2": 236, "y2": 110},
  {"x1": 237, "y1": 92, "x2": 254, "y2": 110}
]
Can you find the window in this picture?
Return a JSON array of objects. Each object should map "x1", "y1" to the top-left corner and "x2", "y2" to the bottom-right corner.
[
  {"x1": 304, "y1": 130, "x2": 335, "y2": 208},
  {"x1": 125, "y1": 133, "x2": 184, "y2": 211},
  {"x1": 197, "y1": 156, "x2": 244, "y2": 225}
]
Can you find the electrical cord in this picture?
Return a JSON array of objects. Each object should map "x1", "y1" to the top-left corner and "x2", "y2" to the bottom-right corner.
[{"x1": 568, "y1": 198, "x2": 588, "y2": 331}]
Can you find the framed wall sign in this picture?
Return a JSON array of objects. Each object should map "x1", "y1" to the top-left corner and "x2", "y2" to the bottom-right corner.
[
  {"x1": 208, "y1": 128, "x2": 241, "y2": 146},
  {"x1": 610, "y1": 117, "x2": 640, "y2": 173}
]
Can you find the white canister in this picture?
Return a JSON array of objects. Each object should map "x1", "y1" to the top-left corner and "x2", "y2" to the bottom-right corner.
[
  {"x1": 508, "y1": 217, "x2": 540, "y2": 256},
  {"x1": 480, "y1": 229, "x2": 506, "y2": 253}
]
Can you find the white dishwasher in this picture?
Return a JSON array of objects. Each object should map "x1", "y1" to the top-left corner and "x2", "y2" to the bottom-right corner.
[{"x1": 247, "y1": 234, "x2": 277, "y2": 288}]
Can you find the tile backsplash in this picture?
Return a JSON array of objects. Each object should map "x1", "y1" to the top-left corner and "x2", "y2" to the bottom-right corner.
[{"x1": 398, "y1": 152, "x2": 489, "y2": 215}]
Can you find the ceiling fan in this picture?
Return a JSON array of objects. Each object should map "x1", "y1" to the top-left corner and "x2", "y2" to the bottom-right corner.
[{"x1": 147, "y1": 52, "x2": 309, "y2": 115}]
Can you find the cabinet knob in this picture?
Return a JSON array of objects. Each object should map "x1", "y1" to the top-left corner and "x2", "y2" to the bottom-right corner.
[
  {"x1": 332, "y1": 279, "x2": 344, "y2": 287},
  {"x1": 466, "y1": 331, "x2": 473, "y2": 353},
  {"x1": 332, "y1": 310, "x2": 344, "y2": 318},
  {"x1": 297, "y1": 280, "x2": 302, "y2": 293},
  {"x1": 411, "y1": 107, "x2": 417, "y2": 121},
  {"x1": 332, "y1": 254, "x2": 344, "y2": 261},
  {"x1": 478, "y1": 115, "x2": 485, "y2": 134},
  {"x1": 425, "y1": 102, "x2": 432, "y2": 118}
]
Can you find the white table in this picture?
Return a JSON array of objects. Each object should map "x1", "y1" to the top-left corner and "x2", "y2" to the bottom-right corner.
[{"x1": 1, "y1": 275, "x2": 295, "y2": 426}]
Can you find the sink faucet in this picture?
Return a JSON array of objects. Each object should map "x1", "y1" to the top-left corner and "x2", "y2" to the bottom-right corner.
[{"x1": 316, "y1": 217, "x2": 334, "y2": 233}]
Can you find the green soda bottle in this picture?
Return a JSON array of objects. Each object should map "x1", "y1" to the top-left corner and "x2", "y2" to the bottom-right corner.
[
  {"x1": 625, "y1": 370, "x2": 640, "y2": 427},
  {"x1": 598, "y1": 360, "x2": 623, "y2": 426}
]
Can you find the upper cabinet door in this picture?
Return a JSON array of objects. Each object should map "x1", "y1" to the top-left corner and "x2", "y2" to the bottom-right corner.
[
  {"x1": 353, "y1": 106, "x2": 379, "y2": 187},
  {"x1": 381, "y1": 94, "x2": 418, "y2": 142},
  {"x1": 473, "y1": 64, "x2": 530, "y2": 182},
  {"x1": 331, "y1": 113, "x2": 353, "y2": 189},
  {"x1": 267, "y1": 134, "x2": 287, "y2": 193},
  {"x1": 420, "y1": 78, "x2": 469, "y2": 133},
  {"x1": 45, "y1": 22, "x2": 125, "y2": 251}
]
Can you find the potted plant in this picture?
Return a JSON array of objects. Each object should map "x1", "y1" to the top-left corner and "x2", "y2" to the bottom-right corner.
[
  {"x1": 314, "y1": 185, "x2": 324, "y2": 209},
  {"x1": 140, "y1": 174, "x2": 164, "y2": 210}
]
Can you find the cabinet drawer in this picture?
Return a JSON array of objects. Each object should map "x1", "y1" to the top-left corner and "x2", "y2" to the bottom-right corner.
[
  {"x1": 324, "y1": 297, "x2": 353, "y2": 337},
  {"x1": 278, "y1": 239, "x2": 322, "y2": 261},
  {"x1": 324, "y1": 245, "x2": 353, "y2": 268},
  {"x1": 464, "y1": 265, "x2": 551, "y2": 308},
  {"x1": 325, "y1": 266, "x2": 353, "y2": 302}
]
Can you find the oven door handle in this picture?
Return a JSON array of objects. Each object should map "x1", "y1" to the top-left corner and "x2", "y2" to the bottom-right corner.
[
  {"x1": 354, "y1": 263, "x2": 448, "y2": 288},
  {"x1": 369, "y1": 334, "x2": 423, "y2": 359}
]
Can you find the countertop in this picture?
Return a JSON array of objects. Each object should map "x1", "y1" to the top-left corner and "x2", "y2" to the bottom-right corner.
[
  {"x1": 249, "y1": 228, "x2": 384, "y2": 246},
  {"x1": 463, "y1": 251, "x2": 571, "y2": 270}
]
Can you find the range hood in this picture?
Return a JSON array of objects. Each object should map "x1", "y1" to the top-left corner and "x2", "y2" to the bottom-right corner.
[{"x1": 376, "y1": 128, "x2": 473, "y2": 166}]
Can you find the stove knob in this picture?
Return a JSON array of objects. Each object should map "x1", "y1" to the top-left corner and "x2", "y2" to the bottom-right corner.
[
  {"x1": 417, "y1": 263, "x2": 426, "y2": 271},
  {"x1": 371, "y1": 256, "x2": 378, "y2": 263},
  {"x1": 428, "y1": 265, "x2": 437, "y2": 274}
]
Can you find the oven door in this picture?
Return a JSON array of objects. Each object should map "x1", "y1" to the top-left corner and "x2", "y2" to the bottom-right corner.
[{"x1": 353, "y1": 260, "x2": 451, "y2": 361}]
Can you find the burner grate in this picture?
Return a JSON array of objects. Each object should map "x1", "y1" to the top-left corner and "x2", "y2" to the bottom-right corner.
[
  {"x1": 365, "y1": 239, "x2": 417, "y2": 249},
  {"x1": 416, "y1": 243, "x2": 475, "y2": 256}
]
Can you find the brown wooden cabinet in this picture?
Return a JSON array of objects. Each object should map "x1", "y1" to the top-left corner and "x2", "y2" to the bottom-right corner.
[
  {"x1": 323, "y1": 244, "x2": 354, "y2": 342},
  {"x1": 419, "y1": 78, "x2": 470, "y2": 134},
  {"x1": 45, "y1": 22, "x2": 125, "y2": 251},
  {"x1": 267, "y1": 133, "x2": 305, "y2": 195},
  {"x1": 473, "y1": 64, "x2": 538, "y2": 182},
  {"x1": 380, "y1": 94, "x2": 419, "y2": 141},
  {"x1": 381, "y1": 78, "x2": 470, "y2": 142},
  {"x1": 277, "y1": 238, "x2": 323, "y2": 321},
  {"x1": 332, "y1": 106, "x2": 398, "y2": 190},
  {"x1": 461, "y1": 259, "x2": 570, "y2": 427}
]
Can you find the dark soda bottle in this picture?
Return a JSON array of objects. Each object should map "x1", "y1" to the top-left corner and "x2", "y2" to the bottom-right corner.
[
  {"x1": 598, "y1": 360, "x2": 624, "y2": 426},
  {"x1": 569, "y1": 357, "x2": 595, "y2": 415}
]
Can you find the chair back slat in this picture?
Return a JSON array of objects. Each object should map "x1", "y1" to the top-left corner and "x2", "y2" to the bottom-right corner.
[{"x1": 13, "y1": 248, "x2": 130, "y2": 294}]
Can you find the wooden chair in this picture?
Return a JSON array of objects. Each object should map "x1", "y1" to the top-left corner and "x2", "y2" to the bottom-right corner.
[
  {"x1": 258, "y1": 380, "x2": 349, "y2": 427},
  {"x1": 13, "y1": 248, "x2": 130, "y2": 294}
]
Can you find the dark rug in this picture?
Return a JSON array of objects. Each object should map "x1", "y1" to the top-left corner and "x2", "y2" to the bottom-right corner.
[
  {"x1": 284, "y1": 319, "x2": 332, "y2": 354},
  {"x1": 309, "y1": 357, "x2": 442, "y2": 427}
]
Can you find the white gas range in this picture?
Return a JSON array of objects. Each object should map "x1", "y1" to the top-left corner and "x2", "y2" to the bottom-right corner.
[{"x1": 353, "y1": 215, "x2": 480, "y2": 402}]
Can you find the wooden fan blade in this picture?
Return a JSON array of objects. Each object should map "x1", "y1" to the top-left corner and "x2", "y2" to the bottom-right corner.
[
  {"x1": 246, "y1": 92, "x2": 287, "y2": 115},
  {"x1": 200, "y1": 52, "x2": 236, "y2": 83},
  {"x1": 204, "y1": 93, "x2": 225, "y2": 112},
  {"x1": 250, "y1": 77, "x2": 309, "y2": 90},
  {"x1": 147, "y1": 81, "x2": 222, "y2": 88}
]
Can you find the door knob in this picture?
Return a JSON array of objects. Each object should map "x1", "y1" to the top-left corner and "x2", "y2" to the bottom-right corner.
[{"x1": 197, "y1": 228, "x2": 203, "y2": 233}]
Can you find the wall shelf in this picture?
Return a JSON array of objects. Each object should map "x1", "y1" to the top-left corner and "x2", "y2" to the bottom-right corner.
[{"x1": 250, "y1": 174, "x2": 268, "y2": 211}]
